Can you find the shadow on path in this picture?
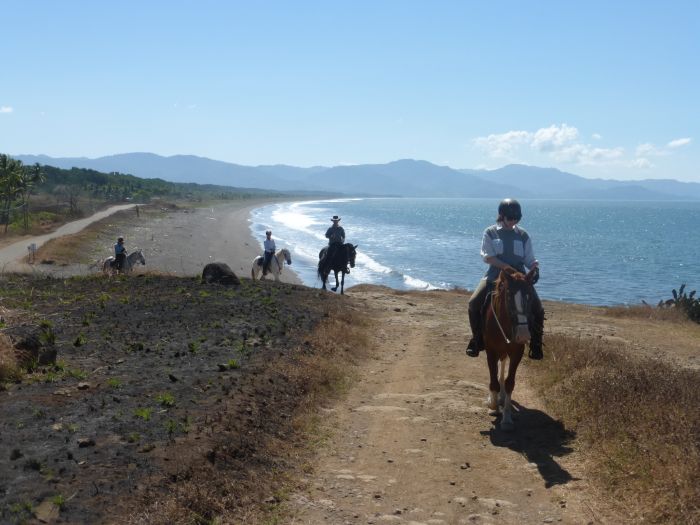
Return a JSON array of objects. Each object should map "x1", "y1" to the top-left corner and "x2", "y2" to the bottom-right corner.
[{"x1": 480, "y1": 400, "x2": 577, "y2": 488}]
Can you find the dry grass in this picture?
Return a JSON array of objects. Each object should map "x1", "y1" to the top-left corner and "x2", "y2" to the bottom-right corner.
[
  {"x1": 0, "y1": 333, "x2": 21, "y2": 386},
  {"x1": 529, "y1": 333, "x2": 700, "y2": 524},
  {"x1": 128, "y1": 300, "x2": 372, "y2": 525},
  {"x1": 604, "y1": 304, "x2": 690, "y2": 323}
]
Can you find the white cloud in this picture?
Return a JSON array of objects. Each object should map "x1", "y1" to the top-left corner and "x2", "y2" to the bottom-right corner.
[
  {"x1": 553, "y1": 144, "x2": 624, "y2": 165},
  {"x1": 474, "y1": 125, "x2": 690, "y2": 172},
  {"x1": 531, "y1": 123, "x2": 579, "y2": 151},
  {"x1": 636, "y1": 143, "x2": 663, "y2": 157},
  {"x1": 667, "y1": 137, "x2": 691, "y2": 148},
  {"x1": 631, "y1": 158, "x2": 654, "y2": 169},
  {"x1": 473, "y1": 130, "x2": 531, "y2": 158},
  {"x1": 0, "y1": 106, "x2": 13, "y2": 114}
]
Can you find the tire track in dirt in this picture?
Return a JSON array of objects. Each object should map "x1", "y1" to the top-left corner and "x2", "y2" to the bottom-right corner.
[{"x1": 288, "y1": 287, "x2": 614, "y2": 525}]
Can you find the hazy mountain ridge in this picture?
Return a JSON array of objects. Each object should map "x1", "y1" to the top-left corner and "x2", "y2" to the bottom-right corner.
[{"x1": 14, "y1": 153, "x2": 700, "y2": 200}]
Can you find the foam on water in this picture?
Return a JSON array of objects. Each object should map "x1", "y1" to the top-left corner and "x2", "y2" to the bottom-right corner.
[{"x1": 250, "y1": 197, "x2": 700, "y2": 305}]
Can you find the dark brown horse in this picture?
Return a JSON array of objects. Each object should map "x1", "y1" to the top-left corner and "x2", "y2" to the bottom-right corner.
[
  {"x1": 483, "y1": 267, "x2": 538, "y2": 431},
  {"x1": 318, "y1": 243, "x2": 357, "y2": 294}
]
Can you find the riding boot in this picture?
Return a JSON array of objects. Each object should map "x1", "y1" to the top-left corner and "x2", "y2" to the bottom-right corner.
[
  {"x1": 528, "y1": 309, "x2": 545, "y2": 360},
  {"x1": 466, "y1": 309, "x2": 483, "y2": 357}
]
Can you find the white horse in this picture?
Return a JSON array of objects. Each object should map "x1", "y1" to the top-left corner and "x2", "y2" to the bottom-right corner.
[
  {"x1": 102, "y1": 249, "x2": 146, "y2": 276},
  {"x1": 251, "y1": 248, "x2": 292, "y2": 281}
]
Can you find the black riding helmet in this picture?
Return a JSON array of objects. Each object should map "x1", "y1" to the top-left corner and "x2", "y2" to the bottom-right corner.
[{"x1": 498, "y1": 198, "x2": 522, "y2": 221}]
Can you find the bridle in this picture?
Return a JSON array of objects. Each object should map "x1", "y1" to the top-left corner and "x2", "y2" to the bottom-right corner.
[{"x1": 490, "y1": 277, "x2": 531, "y2": 344}]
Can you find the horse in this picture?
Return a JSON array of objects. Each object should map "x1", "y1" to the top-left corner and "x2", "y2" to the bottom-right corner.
[
  {"x1": 483, "y1": 267, "x2": 538, "y2": 432},
  {"x1": 318, "y1": 243, "x2": 357, "y2": 294},
  {"x1": 102, "y1": 249, "x2": 146, "y2": 276},
  {"x1": 251, "y1": 248, "x2": 292, "y2": 281}
]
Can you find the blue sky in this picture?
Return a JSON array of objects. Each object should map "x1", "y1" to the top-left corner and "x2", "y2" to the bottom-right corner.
[{"x1": 2, "y1": 1, "x2": 698, "y2": 181}]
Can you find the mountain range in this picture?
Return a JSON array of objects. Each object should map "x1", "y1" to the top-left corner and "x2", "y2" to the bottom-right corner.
[{"x1": 14, "y1": 153, "x2": 700, "y2": 200}]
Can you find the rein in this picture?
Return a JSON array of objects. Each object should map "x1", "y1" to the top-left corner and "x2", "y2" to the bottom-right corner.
[
  {"x1": 490, "y1": 292, "x2": 511, "y2": 344},
  {"x1": 489, "y1": 281, "x2": 530, "y2": 345}
]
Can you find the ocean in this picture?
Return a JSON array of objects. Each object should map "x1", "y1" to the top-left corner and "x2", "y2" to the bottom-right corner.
[{"x1": 249, "y1": 198, "x2": 700, "y2": 306}]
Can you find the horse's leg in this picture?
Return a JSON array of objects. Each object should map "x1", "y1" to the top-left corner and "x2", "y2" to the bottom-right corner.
[
  {"x1": 498, "y1": 357, "x2": 507, "y2": 407},
  {"x1": 500, "y1": 349, "x2": 524, "y2": 432},
  {"x1": 340, "y1": 271, "x2": 345, "y2": 294},
  {"x1": 331, "y1": 270, "x2": 339, "y2": 292},
  {"x1": 486, "y1": 350, "x2": 500, "y2": 413}
]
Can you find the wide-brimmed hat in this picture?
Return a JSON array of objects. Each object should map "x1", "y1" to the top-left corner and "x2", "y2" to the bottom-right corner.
[{"x1": 331, "y1": 215, "x2": 341, "y2": 222}]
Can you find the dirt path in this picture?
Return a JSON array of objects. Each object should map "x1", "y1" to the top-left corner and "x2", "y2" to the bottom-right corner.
[{"x1": 287, "y1": 287, "x2": 628, "y2": 524}]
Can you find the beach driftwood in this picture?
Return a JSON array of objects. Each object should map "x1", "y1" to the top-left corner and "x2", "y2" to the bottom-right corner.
[{"x1": 202, "y1": 262, "x2": 241, "y2": 285}]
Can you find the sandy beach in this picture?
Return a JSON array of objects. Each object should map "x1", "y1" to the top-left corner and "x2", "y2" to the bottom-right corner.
[
  {"x1": 112, "y1": 199, "x2": 303, "y2": 284},
  {"x1": 0, "y1": 198, "x2": 303, "y2": 284}
]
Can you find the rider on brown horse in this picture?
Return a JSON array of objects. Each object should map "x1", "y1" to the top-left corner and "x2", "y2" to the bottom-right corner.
[{"x1": 466, "y1": 199, "x2": 545, "y2": 360}]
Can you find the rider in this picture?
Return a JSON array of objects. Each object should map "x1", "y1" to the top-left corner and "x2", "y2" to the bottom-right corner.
[
  {"x1": 262, "y1": 230, "x2": 276, "y2": 276},
  {"x1": 114, "y1": 236, "x2": 127, "y2": 274},
  {"x1": 465, "y1": 199, "x2": 545, "y2": 360},
  {"x1": 325, "y1": 215, "x2": 348, "y2": 273}
]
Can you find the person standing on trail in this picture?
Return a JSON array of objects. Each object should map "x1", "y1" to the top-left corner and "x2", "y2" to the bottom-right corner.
[
  {"x1": 262, "y1": 230, "x2": 276, "y2": 276},
  {"x1": 324, "y1": 215, "x2": 348, "y2": 272},
  {"x1": 114, "y1": 236, "x2": 127, "y2": 274},
  {"x1": 465, "y1": 199, "x2": 545, "y2": 360}
]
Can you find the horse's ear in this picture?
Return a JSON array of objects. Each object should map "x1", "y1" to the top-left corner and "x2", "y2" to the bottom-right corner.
[{"x1": 354, "y1": 244, "x2": 358, "y2": 249}]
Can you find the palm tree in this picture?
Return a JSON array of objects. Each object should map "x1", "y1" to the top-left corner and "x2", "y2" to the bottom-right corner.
[
  {"x1": 17, "y1": 163, "x2": 46, "y2": 231},
  {"x1": 0, "y1": 154, "x2": 23, "y2": 233}
]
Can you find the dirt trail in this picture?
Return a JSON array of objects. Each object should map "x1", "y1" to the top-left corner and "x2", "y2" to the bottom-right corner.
[{"x1": 288, "y1": 287, "x2": 623, "y2": 525}]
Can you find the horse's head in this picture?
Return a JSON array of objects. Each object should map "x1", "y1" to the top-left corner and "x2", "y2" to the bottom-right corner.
[
  {"x1": 346, "y1": 243, "x2": 358, "y2": 268},
  {"x1": 282, "y1": 248, "x2": 292, "y2": 265},
  {"x1": 496, "y1": 268, "x2": 536, "y2": 344},
  {"x1": 133, "y1": 249, "x2": 146, "y2": 266}
]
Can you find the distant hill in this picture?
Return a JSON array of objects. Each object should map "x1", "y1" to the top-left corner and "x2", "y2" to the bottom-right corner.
[{"x1": 15, "y1": 153, "x2": 700, "y2": 200}]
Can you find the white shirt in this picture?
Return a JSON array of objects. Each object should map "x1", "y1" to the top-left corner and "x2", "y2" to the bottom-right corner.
[{"x1": 264, "y1": 238, "x2": 276, "y2": 253}]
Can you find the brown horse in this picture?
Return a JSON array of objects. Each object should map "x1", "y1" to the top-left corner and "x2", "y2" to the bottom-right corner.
[{"x1": 483, "y1": 267, "x2": 538, "y2": 431}]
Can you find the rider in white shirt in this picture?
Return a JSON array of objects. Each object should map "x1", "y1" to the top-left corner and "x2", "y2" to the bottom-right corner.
[{"x1": 262, "y1": 230, "x2": 276, "y2": 275}]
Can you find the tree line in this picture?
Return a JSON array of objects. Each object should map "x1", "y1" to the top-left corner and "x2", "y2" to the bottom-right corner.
[{"x1": 0, "y1": 153, "x2": 276, "y2": 234}]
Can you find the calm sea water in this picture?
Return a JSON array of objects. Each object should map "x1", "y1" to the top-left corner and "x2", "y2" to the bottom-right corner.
[{"x1": 250, "y1": 198, "x2": 700, "y2": 306}]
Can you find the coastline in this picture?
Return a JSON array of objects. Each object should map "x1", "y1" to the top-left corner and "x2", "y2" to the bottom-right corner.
[
  {"x1": 115, "y1": 197, "x2": 304, "y2": 284},
  {"x1": 0, "y1": 199, "x2": 304, "y2": 285}
]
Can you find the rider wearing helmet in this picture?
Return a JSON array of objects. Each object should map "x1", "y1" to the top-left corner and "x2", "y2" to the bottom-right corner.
[
  {"x1": 466, "y1": 199, "x2": 545, "y2": 359},
  {"x1": 114, "y1": 236, "x2": 127, "y2": 274}
]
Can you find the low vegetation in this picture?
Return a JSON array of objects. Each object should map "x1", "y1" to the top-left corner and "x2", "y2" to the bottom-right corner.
[
  {"x1": 529, "y1": 333, "x2": 700, "y2": 524},
  {"x1": 606, "y1": 284, "x2": 700, "y2": 325},
  {"x1": 0, "y1": 152, "x2": 291, "y2": 239},
  {"x1": 0, "y1": 273, "x2": 371, "y2": 524}
]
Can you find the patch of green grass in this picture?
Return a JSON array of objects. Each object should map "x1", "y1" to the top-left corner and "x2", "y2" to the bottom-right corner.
[
  {"x1": 134, "y1": 407, "x2": 153, "y2": 421},
  {"x1": 107, "y1": 378, "x2": 122, "y2": 388},
  {"x1": 155, "y1": 392, "x2": 175, "y2": 407},
  {"x1": 51, "y1": 494, "x2": 66, "y2": 509},
  {"x1": 227, "y1": 359, "x2": 240, "y2": 369}
]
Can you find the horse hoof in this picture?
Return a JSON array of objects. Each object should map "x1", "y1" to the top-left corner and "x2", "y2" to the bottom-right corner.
[{"x1": 331, "y1": 287, "x2": 338, "y2": 292}]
